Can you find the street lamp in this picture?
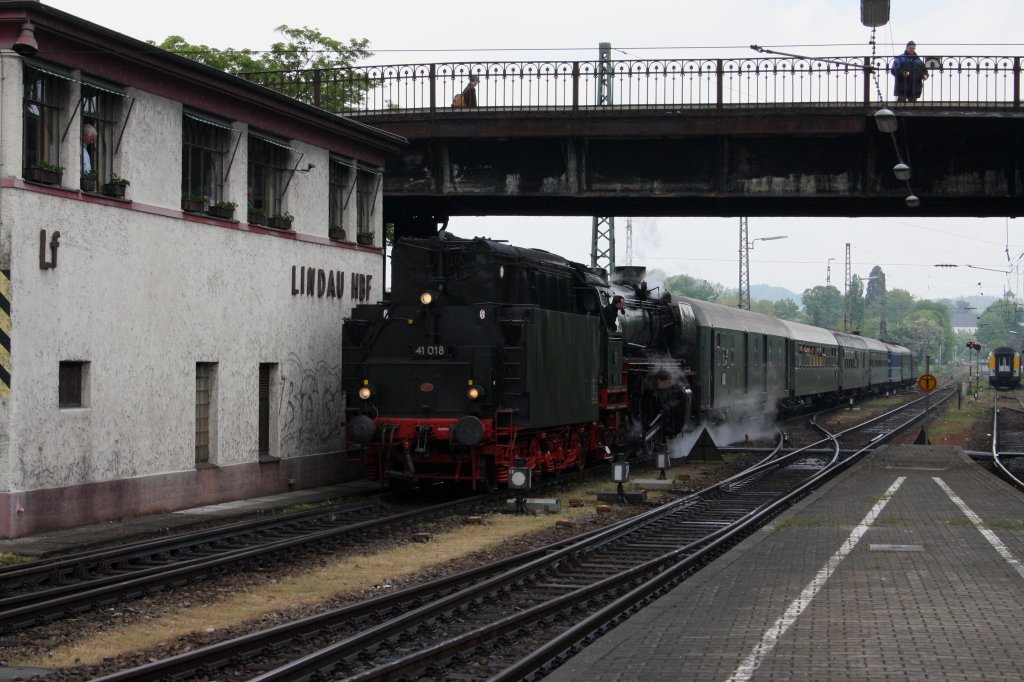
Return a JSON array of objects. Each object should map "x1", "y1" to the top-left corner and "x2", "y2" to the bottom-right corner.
[
  {"x1": 738, "y1": 224, "x2": 787, "y2": 310},
  {"x1": 874, "y1": 108, "x2": 898, "y2": 133},
  {"x1": 873, "y1": 108, "x2": 919, "y2": 207}
]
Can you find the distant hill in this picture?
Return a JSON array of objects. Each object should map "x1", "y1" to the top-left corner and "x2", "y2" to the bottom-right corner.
[{"x1": 751, "y1": 284, "x2": 801, "y2": 305}]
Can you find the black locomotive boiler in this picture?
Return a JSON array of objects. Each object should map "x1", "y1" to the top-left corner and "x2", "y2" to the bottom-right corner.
[{"x1": 342, "y1": 233, "x2": 913, "y2": 490}]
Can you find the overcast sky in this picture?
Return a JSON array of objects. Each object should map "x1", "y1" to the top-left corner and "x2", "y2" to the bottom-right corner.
[{"x1": 48, "y1": 0, "x2": 1024, "y2": 301}]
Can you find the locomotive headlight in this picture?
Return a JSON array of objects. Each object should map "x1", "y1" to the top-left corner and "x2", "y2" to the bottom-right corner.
[
  {"x1": 467, "y1": 384, "x2": 484, "y2": 401},
  {"x1": 420, "y1": 291, "x2": 435, "y2": 305},
  {"x1": 358, "y1": 380, "x2": 374, "y2": 401}
]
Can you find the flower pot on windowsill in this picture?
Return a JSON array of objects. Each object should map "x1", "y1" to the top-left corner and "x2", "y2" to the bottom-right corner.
[
  {"x1": 24, "y1": 166, "x2": 62, "y2": 186},
  {"x1": 329, "y1": 226, "x2": 347, "y2": 241},
  {"x1": 206, "y1": 205, "x2": 235, "y2": 220},
  {"x1": 248, "y1": 211, "x2": 268, "y2": 226},
  {"x1": 266, "y1": 216, "x2": 293, "y2": 231},
  {"x1": 80, "y1": 177, "x2": 98, "y2": 193},
  {"x1": 103, "y1": 183, "x2": 128, "y2": 199},
  {"x1": 356, "y1": 232, "x2": 375, "y2": 246},
  {"x1": 181, "y1": 199, "x2": 204, "y2": 213}
]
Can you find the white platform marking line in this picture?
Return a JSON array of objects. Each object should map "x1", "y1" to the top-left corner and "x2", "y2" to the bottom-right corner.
[
  {"x1": 725, "y1": 476, "x2": 905, "y2": 682},
  {"x1": 933, "y1": 476, "x2": 1024, "y2": 581}
]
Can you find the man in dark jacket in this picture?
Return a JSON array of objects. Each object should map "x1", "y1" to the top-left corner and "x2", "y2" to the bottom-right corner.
[
  {"x1": 891, "y1": 41, "x2": 928, "y2": 103},
  {"x1": 461, "y1": 75, "x2": 480, "y2": 107}
]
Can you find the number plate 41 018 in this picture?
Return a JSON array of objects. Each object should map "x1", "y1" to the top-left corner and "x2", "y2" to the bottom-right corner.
[{"x1": 411, "y1": 345, "x2": 453, "y2": 358}]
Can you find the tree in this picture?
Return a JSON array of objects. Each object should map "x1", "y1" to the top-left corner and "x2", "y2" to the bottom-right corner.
[
  {"x1": 848, "y1": 275, "x2": 867, "y2": 331},
  {"x1": 772, "y1": 298, "x2": 807, "y2": 323},
  {"x1": 864, "y1": 265, "x2": 886, "y2": 308},
  {"x1": 154, "y1": 26, "x2": 373, "y2": 111},
  {"x1": 665, "y1": 273, "x2": 727, "y2": 303},
  {"x1": 885, "y1": 289, "x2": 916, "y2": 329},
  {"x1": 977, "y1": 299, "x2": 1024, "y2": 348},
  {"x1": 801, "y1": 285, "x2": 843, "y2": 328}
]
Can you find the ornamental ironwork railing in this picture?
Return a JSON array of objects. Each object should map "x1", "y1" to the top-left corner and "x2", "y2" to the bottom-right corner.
[{"x1": 239, "y1": 56, "x2": 1023, "y2": 114}]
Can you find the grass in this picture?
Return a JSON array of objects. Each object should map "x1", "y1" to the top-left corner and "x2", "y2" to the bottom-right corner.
[{"x1": 0, "y1": 552, "x2": 34, "y2": 567}]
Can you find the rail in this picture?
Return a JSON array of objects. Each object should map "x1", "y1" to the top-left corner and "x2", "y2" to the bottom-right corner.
[{"x1": 239, "y1": 56, "x2": 1024, "y2": 114}]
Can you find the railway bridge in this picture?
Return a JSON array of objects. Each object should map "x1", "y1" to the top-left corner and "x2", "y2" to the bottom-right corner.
[{"x1": 247, "y1": 55, "x2": 1024, "y2": 232}]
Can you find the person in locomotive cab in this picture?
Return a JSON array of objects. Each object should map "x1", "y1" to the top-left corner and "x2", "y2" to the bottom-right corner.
[{"x1": 603, "y1": 295, "x2": 626, "y2": 330}]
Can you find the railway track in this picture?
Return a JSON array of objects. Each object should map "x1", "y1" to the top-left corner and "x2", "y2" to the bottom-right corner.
[
  {"x1": 0, "y1": 494, "x2": 493, "y2": 633},
  {"x1": 0, "y1": 464, "x2": 618, "y2": 635},
  {"x1": 91, "y1": 393, "x2": 948, "y2": 682},
  {"x1": 991, "y1": 392, "x2": 1024, "y2": 488}
]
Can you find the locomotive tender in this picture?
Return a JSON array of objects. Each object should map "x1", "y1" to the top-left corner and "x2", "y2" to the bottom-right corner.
[{"x1": 342, "y1": 233, "x2": 914, "y2": 490}]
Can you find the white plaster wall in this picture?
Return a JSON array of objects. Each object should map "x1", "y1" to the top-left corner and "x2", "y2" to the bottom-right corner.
[
  {"x1": 288, "y1": 142, "x2": 329, "y2": 238},
  {"x1": 0, "y1": 52, "x2": 23, "y2": 185},
  {"x1": 119, "y1": 90, "x2": 181, "y2": 208},
  {"x1": 8, "y1": 193, "x2": 380, "y2": 489},
  {"x1": 0, "y1": 50, "x2": 389, "y2": 494}
]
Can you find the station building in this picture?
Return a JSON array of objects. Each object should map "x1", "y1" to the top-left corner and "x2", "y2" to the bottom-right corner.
[{"x1": 0, "y1": 1, "x2": 405, "y2": 536}]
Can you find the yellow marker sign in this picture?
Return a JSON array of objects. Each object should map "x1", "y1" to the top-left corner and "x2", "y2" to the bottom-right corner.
[{"x1": 918, "y1": 373, "x2": 937, "y2": 392}]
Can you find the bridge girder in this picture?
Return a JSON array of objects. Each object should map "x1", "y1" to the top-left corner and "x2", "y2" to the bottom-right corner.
[{"x1": 369, "y1": 109, "x2": 1024, "y2": 222}]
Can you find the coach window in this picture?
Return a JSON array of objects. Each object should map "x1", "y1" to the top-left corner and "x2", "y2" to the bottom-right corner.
[
  {"x1": 183, "y1": 113, "x2": 232, "y2": 206},
  {"x1": 248, "y1": 133, "x2": 291, "y2": 218},
  {"x1": 23, "y1": 65, "x2": 67, "y2": 176},
  {"x1": 329, "y1": 158, "x2": 353, "y2": 240}
]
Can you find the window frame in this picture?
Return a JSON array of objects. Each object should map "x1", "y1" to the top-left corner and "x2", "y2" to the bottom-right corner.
[
  {"x1": 329, "y1": 157, "x2": 354, "y2": 240},
  {"x1": 23, "y1": 64, "x2": 66, "y2": 173},
  {"x1": 248, "y1": 133, "x2": 291, "y2": 217},
  {"x1": 182, "y1": 112, "x2": 231, "y2": 205},
  {"x1": 58, "y1": 361, "x2": 89, "y2": 409}
]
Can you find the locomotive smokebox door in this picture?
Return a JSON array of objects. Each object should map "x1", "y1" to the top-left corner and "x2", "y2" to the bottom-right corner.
[{"x1": 508, "y1": 467, "x2": 532, "y2": 490}]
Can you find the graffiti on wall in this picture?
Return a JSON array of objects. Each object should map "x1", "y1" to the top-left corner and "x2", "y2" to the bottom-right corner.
[{"x1": 279, "y1": 353, "x2": 345, "y2": 453}]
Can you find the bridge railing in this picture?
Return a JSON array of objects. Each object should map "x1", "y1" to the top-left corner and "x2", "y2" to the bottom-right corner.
[{"x1": 241, "y1": 56, "x2": 1023, "y2": 113}]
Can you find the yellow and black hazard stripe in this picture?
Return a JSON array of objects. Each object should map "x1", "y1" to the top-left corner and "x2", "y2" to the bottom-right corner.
[{"x1": 0, "y1": 269, "x2": 9, "y2": 398}]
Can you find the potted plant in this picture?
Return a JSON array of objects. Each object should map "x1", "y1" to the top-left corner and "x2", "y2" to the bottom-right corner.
[
  {"x1": 206, "y1": 200, "x2": 236, "y2": 220},
  {"x1": 24, "y1": 161, "x2": 63, "y2": 185},
  {"x1": 247, "y1": 207, "x2": 268, "y2": 226},
  {"x1": 181, "y1": 191, "x2": 205, "y2": 213},
  {"x1": 357, "y1": 231, "x2": 375, "y2": 246},
  {"x1": 329, "y1": 224, "x2": 347, "y2": 241},
  {"x1": 80, "y1": 169, "x2": 98, "y2": 193},
  {"x1": 103, "y1": 173, "x2": 130, "y2": 199},
  {"x1": 267, "y1": 212, "x2": 294, "y2": 230}
]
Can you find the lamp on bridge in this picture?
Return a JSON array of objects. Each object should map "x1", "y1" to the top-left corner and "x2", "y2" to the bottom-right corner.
[
  {"x1": 873, "y1": 108, "x2": 898, "y2": 133},
  {"x1": 873, "y1": 108, "x2": 920, "y2": 208}
]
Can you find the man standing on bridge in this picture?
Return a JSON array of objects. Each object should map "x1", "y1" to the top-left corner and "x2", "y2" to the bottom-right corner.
[
  {"x1": 461, "y1": 74, "x2": 480, "y2": 107},
  {"x1": 891, "y1": 41, "x2": 928, "y2": 103}
]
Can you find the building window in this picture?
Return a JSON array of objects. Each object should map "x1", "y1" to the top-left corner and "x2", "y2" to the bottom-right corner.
[
  {"x1": 329, "y1": 158, "x2": 352, "y2": 240},
  {"x1": 196, "y1": 363, "x2": 218, "y2": 466},
  {"x1": 23, "y1": 65, "x2": 65, "y2": 173},
  {"x1": 59, "y1": 361, "x2": 89, "y2": 408},
  {"x1": 183, "y1": 113, "x2": 230, "y2": 205},
  {"x1": 258, "y1": 363, "x2": 279, "y2": 460},
  {"x1": 356, "y1": 169, "x2": 379, "y2": 236},
  {"x1": 81, "y1": 83, "x2": 120, "y2": 185},
  {"x1": 248, "y1": 134, "x2": 290, "y2": 217}
]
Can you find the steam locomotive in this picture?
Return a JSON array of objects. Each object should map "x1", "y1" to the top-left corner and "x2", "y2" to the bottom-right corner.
[{"x1": 342, "y1": 233, "x2": 914, "y2": 490}]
